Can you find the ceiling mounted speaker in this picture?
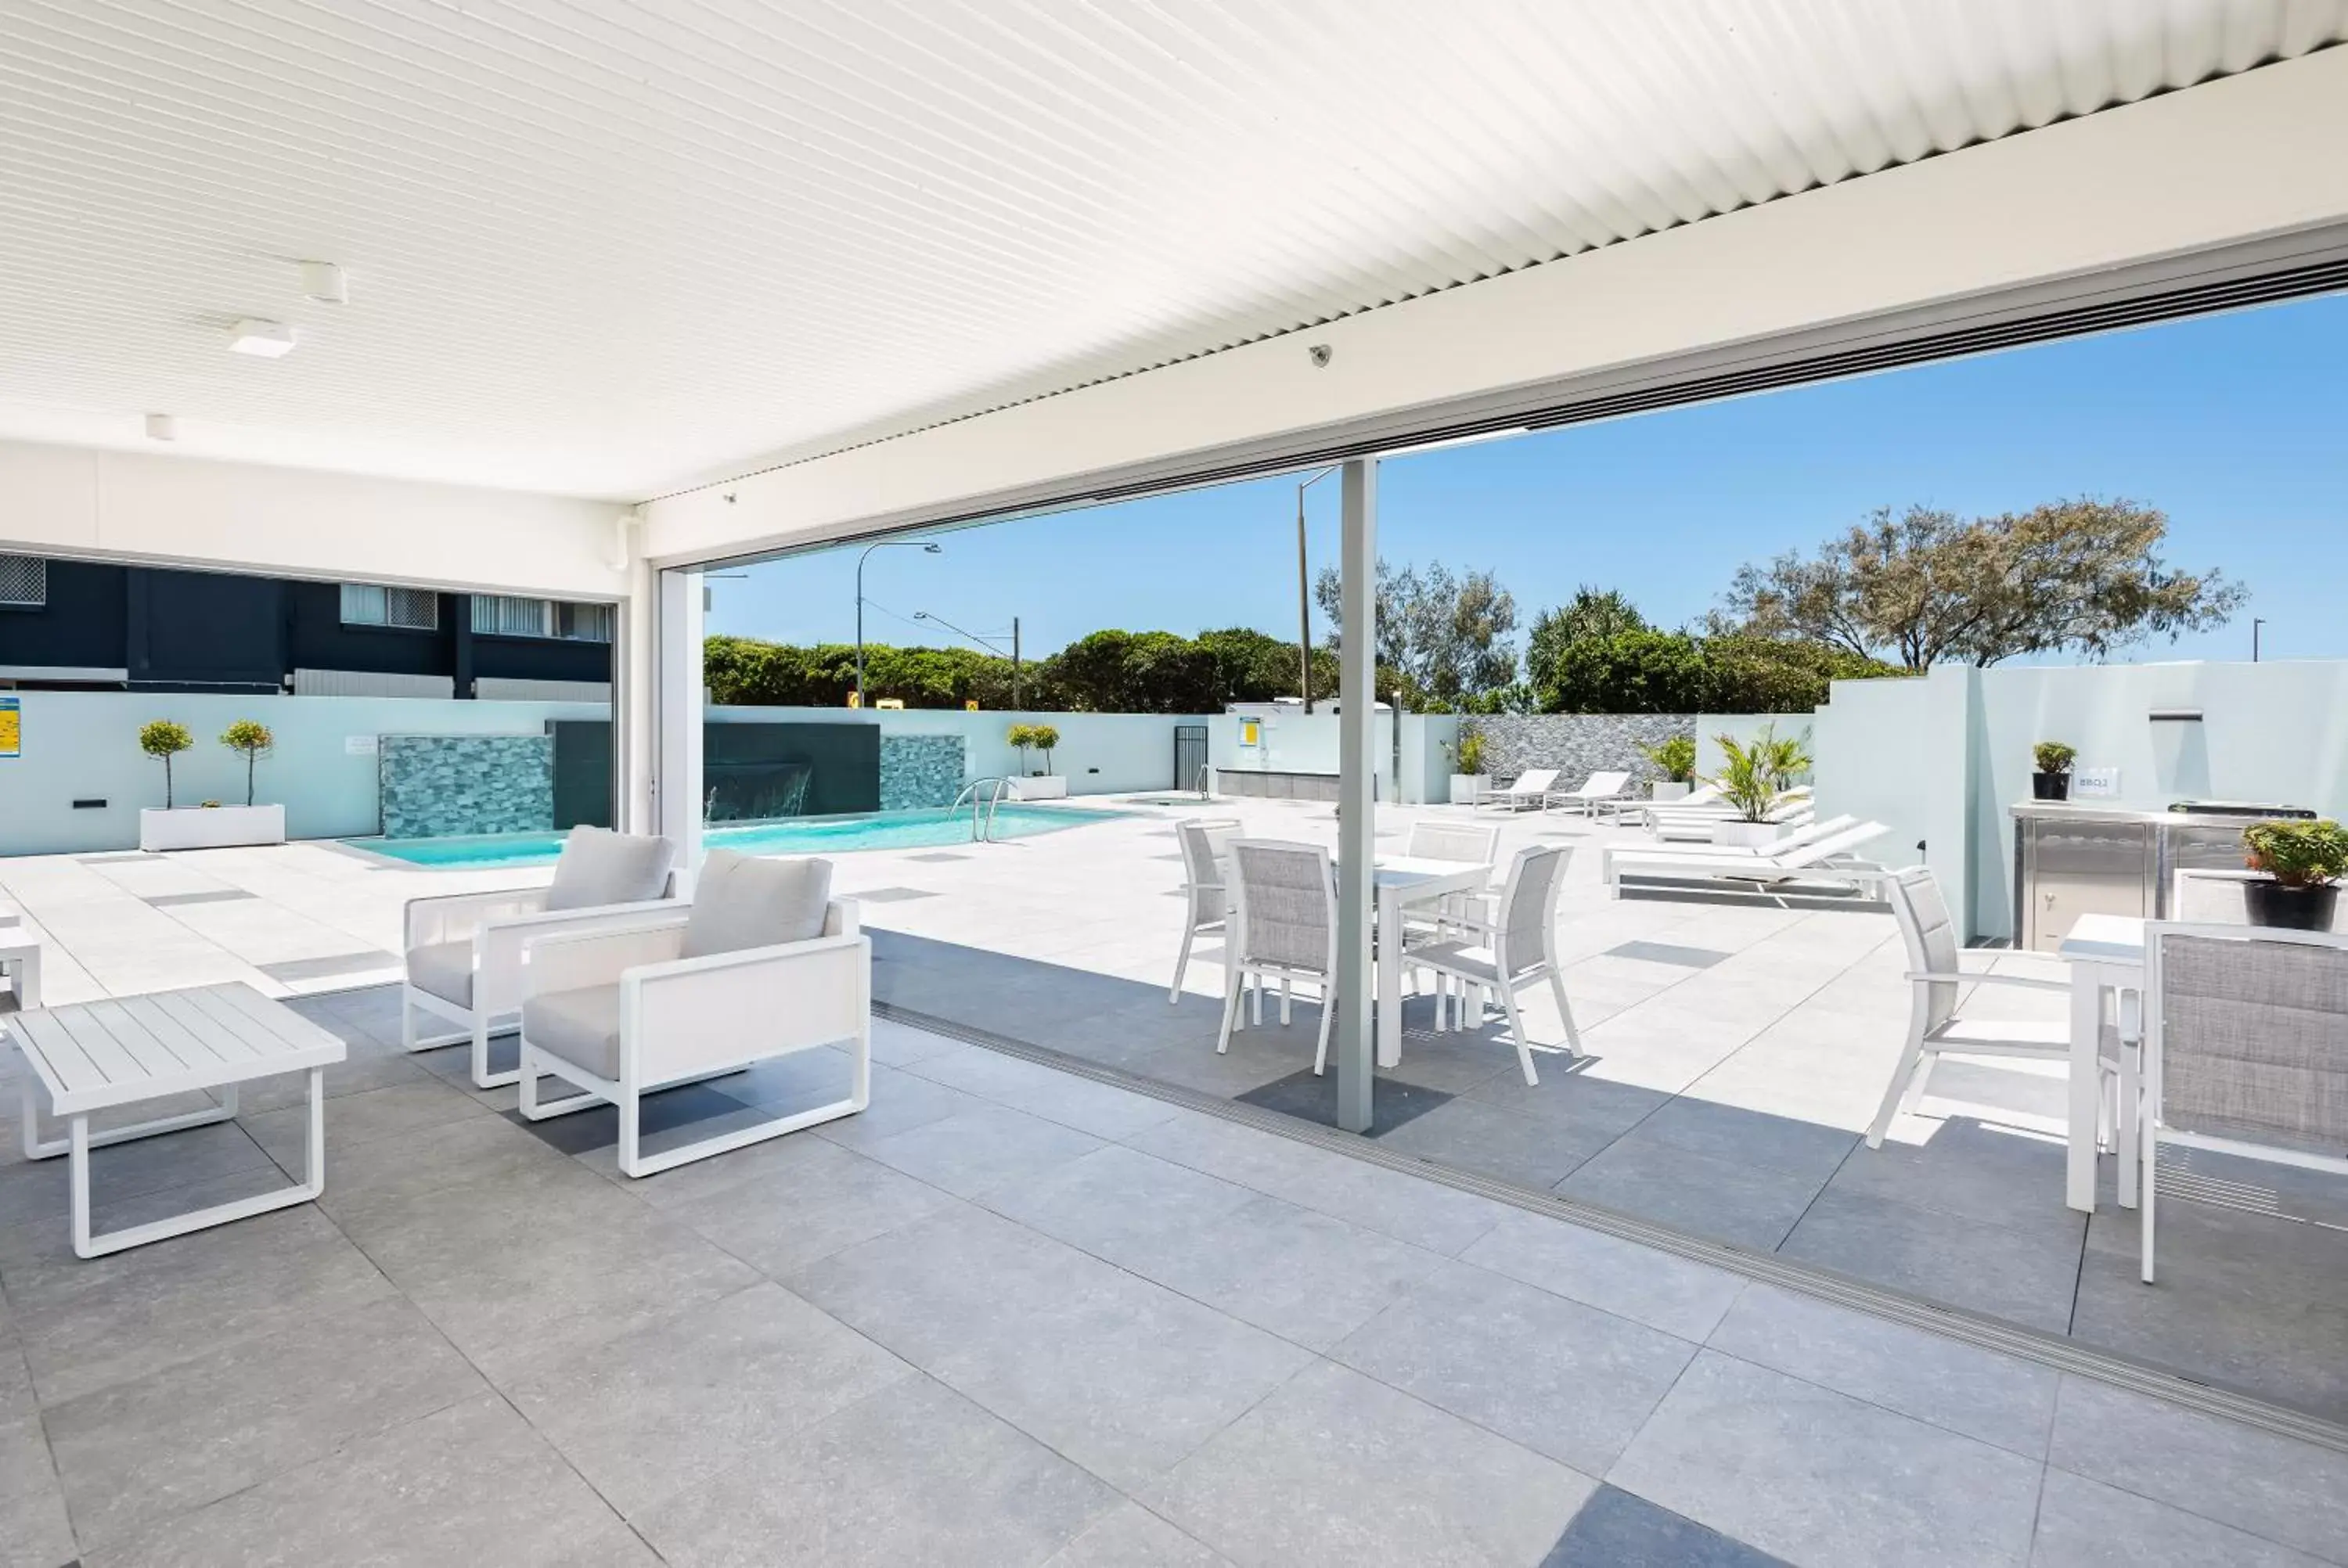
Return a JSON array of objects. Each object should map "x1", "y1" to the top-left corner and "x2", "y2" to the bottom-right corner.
[
  {"x1": 229, "y1": 319, "x2": 296, "y2": 358},
  {"x1": 298, "y1": 261, "x2": 348, "y2": 304}
]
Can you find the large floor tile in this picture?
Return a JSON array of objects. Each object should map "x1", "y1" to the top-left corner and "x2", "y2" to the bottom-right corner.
[
  {"x1": 0, "y1": 1412, "x2": 75, "y2": 1568},
  {"x1": 1334, "y1": 1259, "x2": 1698, "y2": 1475},
  {"x1": 635, "y1": 1373, "x2": 1118, "y2": 1567},
  {"x1": 668, "y1": 1138, "x2": 961, "y2": 1277},
  {"x1": 907, "y1": 1046, "x2": 1181, "y2": 1141},
  {"x1": 505, "y1": 1280, "x2": 910, "y2": 1519},
  {"x1": 1043, "y1": 1501, "x2": 1231, "y2": 1566},
  {"x1": 1707, "y1": 1283, "x2": 2059, "y2": 1458},
  {"x1": 1147, "y1": 1359, "x2": 1594, "y2": 1568},
  {"x1": 0, "y1": 1119, "x2": 277, "y2": 1234},
  {"x1": 310, "y1": 1109, "x2": 582, "y2": 1233},
  {"x1": 1609, "y1": 1350, "x2": 2044, "y2": 1568},
  {"x1": 239, "y1": 1077, "x2": 489, "y2": 1170},
  {"x1": 1541, "y1": 1484, "x2": 1788, "y2": 1567},
  {"x1": 6, "y1": 1205, "x2": 396, "y2": 1405},
  {"x1": 1557, "y1": 1134, "x2": 1827, "y2": 1252},
  {"x1": 1126, "y1": 1109, "x2": 1507, "y2": 1257},
  {"x1": 1624, "y1": 1095, "x2": 1858, "y2": 1185},
  {"x1": 1374, "y1": 1095, "x2": 1609, "y2": 1189},
  {"x1": 809, "y1": 1062, "x2": 987, "y2": 1151},
  {"x1": 856, "y1": 1102, "x2": 1104, "y2": 1199},
  {"x1": 350, "y1": 1157, "x2": 758, "y2": 1386},
  {"x1": 1459, "y1": 1211, "x2": 1743, "y2": 1343},
  {"x1": 2028, "y1": 1467, "x2": 2335, "y2": 1567},
  {"x1": 789, "y1": 1205, "x2": 1312, "y2": 1490},
  {"x1": 43, "y1": 1293, "x2": 484, "y2": 1548},
  {"x1": 1776, "y1": 1189, "x2": 2082, "y2": 1335},
  {"x1": 86, "y1": 1394, "x2": 656, "y2": 1567},
  {"x1": 2047, "y1": 1376, "x2": 2348, "y2": 1562},
  {"x1": 1460, "y1": 1069, "x2": 1671, "y2": 1139}
]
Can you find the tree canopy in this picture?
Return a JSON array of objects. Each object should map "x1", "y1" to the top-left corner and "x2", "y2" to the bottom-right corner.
[
  {"x1": 1722, "y1": 498, "x2": 2245, "y2": 668},
  {"x1": 1313, "y1": 558, "x2": 1519, "y2": 710}
]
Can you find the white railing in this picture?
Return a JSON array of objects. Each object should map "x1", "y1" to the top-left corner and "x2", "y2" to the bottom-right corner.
[{"x1": 949, "y1": 777, "x2": 1013, "y2": 841}]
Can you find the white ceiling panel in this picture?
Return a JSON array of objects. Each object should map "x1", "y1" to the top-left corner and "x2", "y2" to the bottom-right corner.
[{"x1": 2, "y1": 0, "x2": 2340, "y2": 498}]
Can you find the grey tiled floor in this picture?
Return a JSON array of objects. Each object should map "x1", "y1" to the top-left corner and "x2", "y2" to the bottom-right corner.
[{"x1": 3, "y1": 991, "x2": 2345, "y2": 1566}]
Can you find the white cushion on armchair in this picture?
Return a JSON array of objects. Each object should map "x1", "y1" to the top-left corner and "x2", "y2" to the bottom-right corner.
[
  {"x1": 681, "y1": 851, "x2": 831, "y2": 958},
  {"x1": 546, "y1": 825, "x2": 678, "y2": 911}
]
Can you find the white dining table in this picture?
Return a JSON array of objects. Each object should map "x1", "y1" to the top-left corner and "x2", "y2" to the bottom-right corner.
[
  {"x1": 2055, "y1": 912, "x2": 2145, "y2": 1214},
  {"x1": 1363, "y1": 855, "x2": 1495, "y2": 1069}
]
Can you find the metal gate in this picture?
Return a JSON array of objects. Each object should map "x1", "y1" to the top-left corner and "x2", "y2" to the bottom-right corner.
[{"x1": 1172, "y1": 724, "x2": 1209, "y2": 793}]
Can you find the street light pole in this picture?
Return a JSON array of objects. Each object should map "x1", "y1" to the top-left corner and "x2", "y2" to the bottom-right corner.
[
  {"x1": 1296, "y1": 466, "x2": 1338, "y2": 713},
  {"x1": 855, "y1": 541, "x2": 942, "y2": 706}
]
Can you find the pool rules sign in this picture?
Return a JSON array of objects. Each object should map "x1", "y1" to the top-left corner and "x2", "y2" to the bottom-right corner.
[{"x1": 0, "y1": 696, "x2": 18, "y2": 759}]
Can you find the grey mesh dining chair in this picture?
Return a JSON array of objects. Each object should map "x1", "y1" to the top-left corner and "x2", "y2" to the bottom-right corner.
[
  {"x1": 1403, "y1": 843, "x2": 1579, "y2": 1085},
  {"x1": 2138, "y1": 922, "x2": 2348, "y2": 1283},
  {"x1": 1169, "y1": 817, "x2": 1243, "y2": 1005},
  {"x1": 1219, "y1": 840, "x2": 1339, "y2": 1072}
]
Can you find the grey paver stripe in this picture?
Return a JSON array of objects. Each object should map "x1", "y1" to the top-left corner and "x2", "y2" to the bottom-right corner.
[{"x1": 871, "y1": 998, "x2": 2348, "y2": 1459}]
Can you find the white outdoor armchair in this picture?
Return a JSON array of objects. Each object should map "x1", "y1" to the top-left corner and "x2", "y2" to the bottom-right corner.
[
  {"x1": 1405, "y1": 843, "x2": 1580, "y2": 1085},
  {"x1": 516, "y1": 850, "x2": 870, "y2": 1178},
  {"x1": 1169, "y1": 816, "x2": 1243, "y2": 1004},
  {"x1": 1219, "y1": 840, "x2": 1339, "y2": 1072},
  {"x1": 402, "y1": 825, "x2": 681, "y2": 1088}
]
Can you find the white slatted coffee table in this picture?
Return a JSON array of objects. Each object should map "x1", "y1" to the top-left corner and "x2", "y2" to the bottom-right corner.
[{"x1": 5, "y1": 984, "x2": 344, "y2": 1257}]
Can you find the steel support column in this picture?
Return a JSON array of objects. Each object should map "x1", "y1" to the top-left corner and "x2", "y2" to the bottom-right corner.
[
  {"x1": 655, "y1": 566, "x2": 705, "y2": 894},
  {"x1": 1334, "y1": 459, "x2": 1378, "y2": 1134}
]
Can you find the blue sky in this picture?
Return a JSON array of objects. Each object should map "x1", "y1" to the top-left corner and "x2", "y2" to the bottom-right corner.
[{"x1": 709, "y1": 291, "x2": 2348, "y2": 667}]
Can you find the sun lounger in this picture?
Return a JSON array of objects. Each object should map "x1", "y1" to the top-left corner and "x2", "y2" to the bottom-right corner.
[
  {"x1": 1604, "y1": 819, "x2": 1889, "y2": 893},
  {"x1": 1601, "y1": 815, "x2": 1857, "y2": 883},
  {"x1": 1545, "y1": 771, "x2": 1633, "y2": 816},
  {"x1": 1477, "y1": 768, "x2": 1559, "y2": 812}
]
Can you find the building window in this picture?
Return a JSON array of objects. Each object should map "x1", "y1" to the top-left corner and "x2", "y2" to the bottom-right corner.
[
  {"x1": 0, "y1": 554, "x2": 47, "y2": 608},
  {"x1": 340, "y1": 583, "x2": 440, "y2": 630},
  {"x1": 470, "y1": 595, "x2": 613, "y2": 642}
]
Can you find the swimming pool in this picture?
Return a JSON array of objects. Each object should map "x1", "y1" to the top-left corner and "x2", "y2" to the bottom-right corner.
[{"x1": 351, "y1": 803, "x2": 1128, "y2": 869}]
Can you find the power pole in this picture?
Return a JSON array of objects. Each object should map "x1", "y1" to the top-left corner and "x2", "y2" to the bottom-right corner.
[
  {"x1": 1297, "y1": 466, "x2": 1338, "y2": 712},
  {"x1": 1013, "y1": 616, "x2": 1023, "y2": 708}
]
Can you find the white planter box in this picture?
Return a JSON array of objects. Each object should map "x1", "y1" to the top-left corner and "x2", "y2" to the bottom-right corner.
[
  {"x1": 1006, "y1": 775, "x2": 1068, "y2": 801},
  {"x1": 1449, "y1": 773, "x2": 1487, "y2": 806},
  {"x1": 1651, "y1": 781, "x2": 1692, "y2": 803},
  {"x1": 139, "y1": 804, "x2": 286, "y2": 851},
  {"x1": 1711, "y1": 819, "x2": 1791, "y2": 849}
]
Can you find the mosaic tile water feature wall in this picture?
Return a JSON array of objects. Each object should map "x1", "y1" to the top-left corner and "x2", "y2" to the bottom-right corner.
[
  {"x1": 879, "y1": 734, "x2": 966, "y2": 810},
  {"x1": 379, "y1": 734, "x2": 554, "y2": 837}
]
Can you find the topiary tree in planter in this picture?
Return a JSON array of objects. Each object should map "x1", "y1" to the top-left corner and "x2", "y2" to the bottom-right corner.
[
  {"x1": 1007, "y1": 721, "x2": 1060, "y2": 775},
  {"x1": 139, "y1": 719, "x2": 195, "y2": 809},
  {"x1": 220, "y1": 719, "x2": 275, "y2": 807}
]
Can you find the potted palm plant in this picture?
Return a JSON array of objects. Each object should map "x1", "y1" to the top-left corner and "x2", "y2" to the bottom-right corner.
[
  {"x1": 1706, "y1": 723, "x2": 1813, "y2": 847},
  {"x1": 1639, "y1": 734, "x2": 1698, "y2": 803},
  {"x1": 2031, "y1": 741, "x2": 2076, "y2": 801},
  {"x1": 138, "y1": 717, "x2": 289, "y2": 851},
  {"x1": 1448, "y1": 729, "x2": 1489, "y2": 806},
  {"x1": 1006, "y1": 722, "x2": 1067, "y2": 799},
  {"x1": 2242, "y1": 818, "x2": 2348, "y2": 930}
]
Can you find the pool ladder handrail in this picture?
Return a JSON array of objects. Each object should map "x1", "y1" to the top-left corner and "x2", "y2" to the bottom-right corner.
[{"x1": 950, "y1": 776, "x2": 1013, "y2": 841}]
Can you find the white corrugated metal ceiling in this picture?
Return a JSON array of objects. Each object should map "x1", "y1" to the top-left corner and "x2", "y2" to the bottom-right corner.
[{"x1": 2, "y1": 0, "x2": 2341, "y2": 499}]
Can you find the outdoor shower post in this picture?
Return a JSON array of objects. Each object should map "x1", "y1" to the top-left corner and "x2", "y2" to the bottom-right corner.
[{"x1": 1334, "y1": 459, "x2": 1378, "y2": 1135}]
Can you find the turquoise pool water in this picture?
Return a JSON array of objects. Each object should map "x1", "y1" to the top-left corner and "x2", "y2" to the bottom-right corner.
[{"x1": 351, "y1": 803, "x2": 1127, "y2": 869}]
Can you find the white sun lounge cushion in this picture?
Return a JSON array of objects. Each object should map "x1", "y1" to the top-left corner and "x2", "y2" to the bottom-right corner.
[
  {"x1": 679, "y1": 850, "x2": 833, "y2": 959},
  {"x1": 545, "y1": 825, "x2": 679, "y2": 912}
]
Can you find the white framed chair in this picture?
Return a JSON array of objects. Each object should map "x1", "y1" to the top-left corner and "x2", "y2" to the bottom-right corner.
[
  {"x1": 516, "y1": 851, "x2": 870, "y2": 1178},
  {"x1": 2137, "y1": 922, "x2": 2348, "y2": 1283},
  {"x1": 1478, "y1": 768, "x2": 1558, "y2": 813},
  {"x1": 1405, "y1": 843, "x2": 1580, "y2": 1085},
  {"x1": 1219, "y1": 840, "x2": 1338, "y2": 1073},
  {"x1": 1400, "y1": 818, "x2": 1502, "y2": 1002},
  {"x1": 1169, "y1": 817, "x2": 1243, "y2": 1004},
  {"x1": 402, "y1": 825, "x2": 681, "y2": 1089},
  {"x1": 1864, "y1": 865, "x2": 2116, "y2": 1149}
]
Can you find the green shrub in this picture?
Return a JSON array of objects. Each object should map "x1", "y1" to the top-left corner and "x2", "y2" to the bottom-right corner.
[
  {"x1": 2033, "y1": 740, "x2": 2077, "y2": 775},
  {"x1": 1638, "y1": 734, "x2": 1698, "y2": 783},
  {"x1": 2244, "y1": 819, "x2": 2348, "y2": 888},
  {"x1": 138, "y1": 719, "x2": 195, "y2": 809},
  {"x1": 1453, "y1": 729, "x2": 1487, "y2": 775},
  {"x1": 220, "y1": 719, "x2": 275, "y2": 807},
  {"x1": 1705, "y1": 722, "x2": 1814, "y2": 822}
]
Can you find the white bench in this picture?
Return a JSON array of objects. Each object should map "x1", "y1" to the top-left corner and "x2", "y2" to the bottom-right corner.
[{"x1": 5, "y1": 984, "x2": 345, "y2": 1257}]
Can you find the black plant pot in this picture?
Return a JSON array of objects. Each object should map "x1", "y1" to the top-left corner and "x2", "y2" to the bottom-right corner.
[
  {"x1": 2031, "y1": 771, "x2": 2071, "y2": 801},
  {"x1": 2244, "y1": 879, "x2": 2339, "y2": 931}
]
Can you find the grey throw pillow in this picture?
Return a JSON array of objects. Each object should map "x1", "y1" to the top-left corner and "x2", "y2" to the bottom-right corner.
[
  {"x1": 679, "y1": 851, "x2": 833, "y2": 958},
  {"x1": 545, "y1": 826, "x2": 678, "y2": 912}
]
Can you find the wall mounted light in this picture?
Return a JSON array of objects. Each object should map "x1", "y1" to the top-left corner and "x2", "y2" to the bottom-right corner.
[{"x1": 2148, "y1": 707, "x2": 2204, "y2": 722}]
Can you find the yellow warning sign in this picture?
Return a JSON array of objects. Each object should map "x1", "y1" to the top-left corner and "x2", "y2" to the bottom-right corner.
[{"x1": 0, "y1": 696, "x2": 19, "y2": 759}]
